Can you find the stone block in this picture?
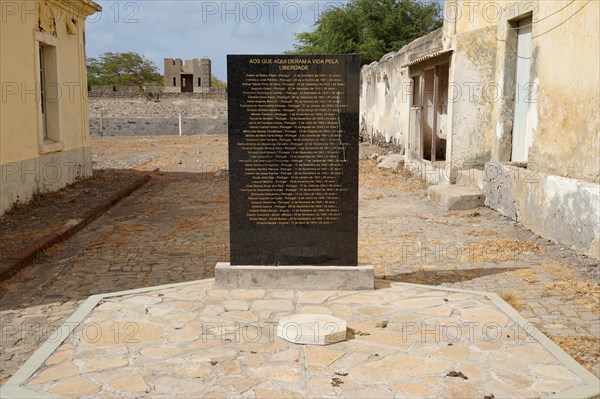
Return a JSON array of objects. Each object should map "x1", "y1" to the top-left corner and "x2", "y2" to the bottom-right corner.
[
  {"x1": 427, "y1": 184, "x2": 484, "y2": 210},
  {"x1": 377, "y1": 154, "x2": 404, "y2": 169},
  {"x1": 214, "y1": 262, "x2": 374, "y2": 290}
]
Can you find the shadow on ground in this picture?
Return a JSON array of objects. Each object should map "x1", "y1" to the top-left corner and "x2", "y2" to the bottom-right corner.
[
  {"x1": 0, "y1": 170, "x2": 229, "y2": 311},
  {"x1": 383, "y1": 266, "x2": 528, "y2": 285}
]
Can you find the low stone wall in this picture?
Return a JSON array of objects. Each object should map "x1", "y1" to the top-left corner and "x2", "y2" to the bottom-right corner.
[
  {"x1": 88, "y1": 85, "x2": 147, "y2": 97},
  {"x1": 88, "y1": 86, "x2": 227, "y2": 101},
  {"x1": 88, "y1": 97, "x2": 228, "y2": 136},
  {"x1": 484, "y1": 162, "x2": 600, "y2": 260},
  {"x1": 88, "y1": 98, "x2": 227, "y2": 119},
  {"x1": 89, "y1": 117, "x2": 227, "y2": 137}
]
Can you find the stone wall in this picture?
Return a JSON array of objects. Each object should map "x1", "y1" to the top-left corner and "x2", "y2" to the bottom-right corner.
[
  {"x1": 89, "y1": 117, "x2": 227, "y2": 136},
  {"x1": 88, "y1": 97, "x2": 227, "y2": 136},
  {"x1": 484, "y1": 163, "x2": 600, "y2": 260},
  {"x1": 88, "y1": 85, "x2": 148, "y2": 97},
  {"x1": 88, "y1": 86, "x2": 227, "y2": 101},
  {"x1": 88, "y1": 98, "x2": 227, "y2": 118}
]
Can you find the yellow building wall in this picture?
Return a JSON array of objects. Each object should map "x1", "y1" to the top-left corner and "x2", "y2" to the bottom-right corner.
[
  {"x1": 446, "y1": 0, "x2": 599, "y2": 182},
  {"x1": 446, "y1": 0, "x2": 600, "y2": 258},
  {"x1": 0, "y1": 3, "x2": 39, "y2": 161},
  {"x1": 528, "y1": 1, "x2": 599, "y2": 183},
  {"x1": 0, "y1": 0, "x2": 99, "y2": 213}
]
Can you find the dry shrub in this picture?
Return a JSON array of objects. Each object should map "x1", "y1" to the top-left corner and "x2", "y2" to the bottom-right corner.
[
  {"x1": 455, "y1": 210, "x2": 481, "y2": 218},
  {"x1": 359, "y1": 160, "x2": 427, "y2": 191},
  {"x1": 173, "y1": 217, "x2": 213, "y2": 232},
  {"x1": 543, "y1": 280, "x2": 600, "y2": 312},
  {"x1": 109, "y1": 224, "x2": 148, "y2": 239},
  {"x1": 429, "y1": 220, "x2": 460, "y2": 227},
  {"x1": 464, "y1": 229, "x2": 496, "y2": 236},
  {"x1": 542, "y1": 261, "x2": 600, "y2": 312},
  {"x1": 500, "y1": 291, "x2": 531, "y2": 311},
  {"x1": 505, "y1": 268, "x2": 540, "y2": 284},
  {"x1": 547, "y1": 334, "x2": 600, "y2": 377}
]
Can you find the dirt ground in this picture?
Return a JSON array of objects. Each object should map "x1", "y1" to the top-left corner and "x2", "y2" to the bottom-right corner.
[
  {"x1": 91, "y1": 135, "x2": 228, "y2": 173},
  {"x1": 0, "y1": 135, "x2": 225, "y2": 264},
  {"x1": 0, "y1": 169, "x2": 145, "y2": 262},
  {"x1": 0, "y1": 135, "x2": 598, "y2": 382}
]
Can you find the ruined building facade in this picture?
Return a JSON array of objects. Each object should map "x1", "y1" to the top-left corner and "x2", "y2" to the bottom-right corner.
[
  {"x1": 164, "y1": 58, "x2": 211, "y2": 93},
  {"x1": 361, "y1": 0, "x2": 599, "y2": 259}
]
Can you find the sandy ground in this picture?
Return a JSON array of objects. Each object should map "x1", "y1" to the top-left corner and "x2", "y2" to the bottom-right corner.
[{"x1": 91, "y1": 135, "x2": 228, "y2": 173}]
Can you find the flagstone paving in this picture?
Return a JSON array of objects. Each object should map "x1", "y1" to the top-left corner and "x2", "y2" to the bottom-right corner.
[
  {"x1": 15, "y1": 280, "x2": 597, "y2": 398},
  {"x1": 1, "y1": 137, "x2": 598, "y2": 389}
]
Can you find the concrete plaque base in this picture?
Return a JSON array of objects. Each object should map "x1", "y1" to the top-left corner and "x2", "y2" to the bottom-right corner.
[{"x1": 214, "y1": 262, "x2": 374, "y2": 290}]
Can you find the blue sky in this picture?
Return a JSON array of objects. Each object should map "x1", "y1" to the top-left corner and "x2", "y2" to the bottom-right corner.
[{"x1": 86, "y1": 1, "x2": 352, "y2": 81}]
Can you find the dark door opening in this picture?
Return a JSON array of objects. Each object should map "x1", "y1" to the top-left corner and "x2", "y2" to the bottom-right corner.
[
  {"x1": 411, "y1": 62, "x2": 449, "y2": 163},
  {"x1": 181, "y1": 74, "x2": 193, "y2": 93}
]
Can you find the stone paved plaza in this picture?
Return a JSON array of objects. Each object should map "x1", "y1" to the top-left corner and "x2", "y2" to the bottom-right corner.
[
  {"x1": 5, "y1": 280, "x2": 597, "y2": 398},
  {"x1": 1, "y1": 137, "x2": 599, "y2": 395}
]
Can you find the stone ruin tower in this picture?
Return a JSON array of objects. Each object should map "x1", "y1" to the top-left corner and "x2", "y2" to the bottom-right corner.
[{"x1": 163, "y1": 58, "x2": 211, "y2": 93}]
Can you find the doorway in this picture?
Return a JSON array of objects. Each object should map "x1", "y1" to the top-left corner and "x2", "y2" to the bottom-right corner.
[
  {"x1": 181, "y1": 74, "x2": 193, "y2": 93},
  {"x1": 410, "y1": 62, "x2": 449, "y2": 163},
  {"x1": 511, "y1": 15, "x2": 533, "y2": 162}
]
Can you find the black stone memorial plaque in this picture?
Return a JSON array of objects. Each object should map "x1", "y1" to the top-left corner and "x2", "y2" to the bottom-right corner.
[{"x1": 228, "y1": 54, "x2": 359, "y2": 266}]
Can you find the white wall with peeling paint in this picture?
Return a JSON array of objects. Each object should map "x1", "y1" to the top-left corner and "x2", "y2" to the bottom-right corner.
[{"x1": 360, "y1": 0, "x2": 600, "y2": 259}]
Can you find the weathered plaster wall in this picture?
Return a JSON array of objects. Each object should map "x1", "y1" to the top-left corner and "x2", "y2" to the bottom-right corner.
[
  {"x1": 0, "y1": 0, "x2": 98, "y2": 214},
  {"x1": 360, "y1": 0, "x2": 599, "y2": 259},
  {"x1": 526, "y1": 1, "x2": 600, "y2": 183},
  {"x1": 450, "y1": 0, "x2": 600, "y2": 182},
  {"x1": 484, "y1": 163, "x2": 600, "y2": 260},
  {"x1": 359, "y1": 29, "x2": 444, "y2": 152},
  {"x1": 360, "y1": 22, "x2": 500, "y2": 167},
  {"x1": 164, "y1": 58, "x2": 183, "y2": 90},
  {"x1": 453, "y1": 0, "x2": 600, "y2": 258},
  {"x1": 164, "y1": 58, "x2": 212, "y2": 93},
  {"x1": 448, "y1": 26, "x2": 498, "y2": 166}
]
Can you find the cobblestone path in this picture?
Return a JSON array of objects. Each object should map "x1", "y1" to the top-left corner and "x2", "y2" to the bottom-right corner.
[{"x1": 1, "y1": 138, "x2": 597, "y2": 383}]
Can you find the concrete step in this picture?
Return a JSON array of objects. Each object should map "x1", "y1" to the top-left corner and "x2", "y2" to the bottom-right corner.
[
  {"x1": 454, "y1": 168, "x2": 485, "y2": 190},
  {"x1": 427, "y1": 184, "x2": 485, "y2": 210}
]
